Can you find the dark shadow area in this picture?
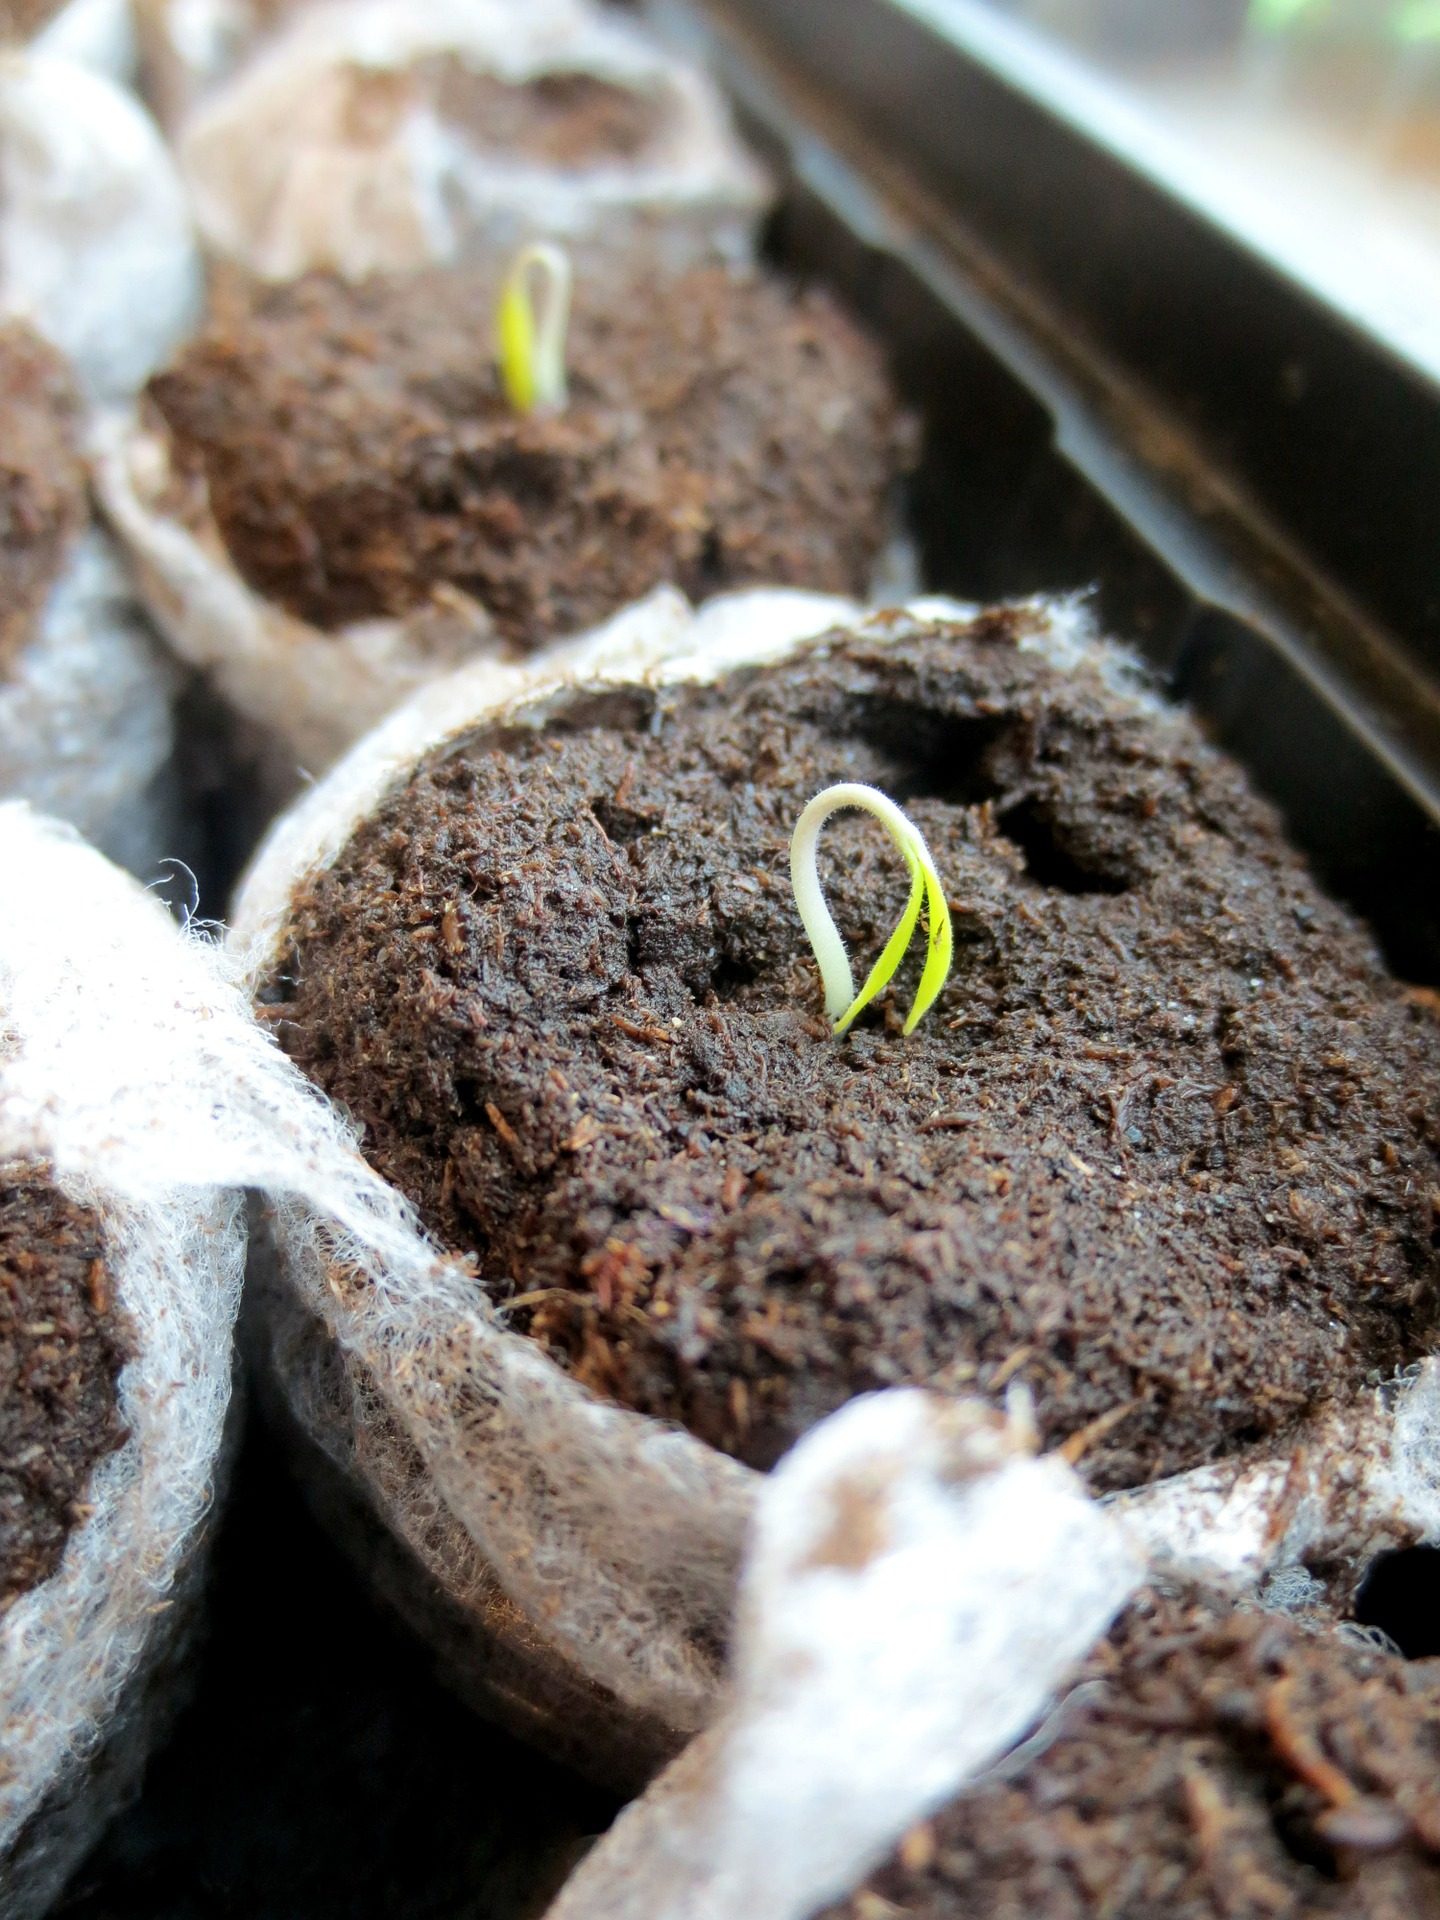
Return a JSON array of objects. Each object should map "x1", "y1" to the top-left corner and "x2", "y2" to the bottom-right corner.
[
  {"x1": 57, "y1": 1425, "x2": 613, "y2": 1920},
  {"x1": 1353, "y1": 1546, "x2": 1440, "y2": 1661}
]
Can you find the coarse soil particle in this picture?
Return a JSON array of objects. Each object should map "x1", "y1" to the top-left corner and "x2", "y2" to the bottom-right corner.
[
  {"x1": 0, "y1": 321, "x2": 86, "y2": 677},
  {"x1": 146, "y1": 263, "x2": 910, "y2": 644},
  {"x1": 264, "y1": 609, "x2": 1440, "y2": 1488},
  {"x1": 824, "y1": 1585, "x2": 1440, "y2": 1920},
  {"x1": 0, "y1": 1169, "x2": 130, "y2": 1611}
]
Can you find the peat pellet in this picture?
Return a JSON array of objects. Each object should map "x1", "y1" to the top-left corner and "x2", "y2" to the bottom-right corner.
[
  {"x1": 0, "y1": 806, "x2": 245, "y2": 1920},
  {"x1": 0, "y1": 323, "x2": 87, "y2": 678},
  {"x1": 106, "y1": 260, "x2": 911, "y2": 779},
  {"x1": 0, "y1": 53, "x2": 200, "y2": 876},
  {"x1": 0, "y1": 1173, "x2": 130, "y2": 1615},
  {"x1": 0, "y1": 321, "x2": 180, "y2": 876},
  {"x1": 549, "y1": 1574, "x2": 1440, "y2": 1920},
  {"x1": 148, "y1": 263, "x2": 908, "y2": 645},
  {"x1": 161, "y1": 0, "x2": 767, "y2": 273},
  {"x1": 0, "y1": 52, "x2": 200, "y2": 406},
  {"x1": 825, "y1": 1585, "x2": 1440, "y2": 1920},
  {"x1": 266, "y1": 605, "x2": 1440, "y2": 1491},
  {"x1": 234, "y1": 592, "x2": 1440, "y2": 1780}
]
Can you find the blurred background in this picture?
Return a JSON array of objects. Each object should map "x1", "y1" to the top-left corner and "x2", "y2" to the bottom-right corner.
[{"x1": 950, "y1": 0, "x2": 1440, "y2": 379}]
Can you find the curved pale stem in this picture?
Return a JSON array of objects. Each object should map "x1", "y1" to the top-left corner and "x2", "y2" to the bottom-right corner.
[
  {"x1": 789, "y1": 782, "x2": 954, "y2": 1037},
  {"x1": 496, "y1": 241, "x2": 573, "y2": 415}
]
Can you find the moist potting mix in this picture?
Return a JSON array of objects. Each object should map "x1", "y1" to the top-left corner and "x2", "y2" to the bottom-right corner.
[
  {"x1": 263, "y1": 604, "x2": 1440, "y2": 1490},
  {"x1": 101, "y1": 255, "x2": 911, "y2": 780},
  {"x1": 223, "y1": 590, "x2": 1440, "y2": 1829}
]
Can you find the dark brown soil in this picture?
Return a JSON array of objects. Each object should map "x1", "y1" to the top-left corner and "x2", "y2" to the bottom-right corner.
[
  {"x1": 146, "y1": 263, "x2": 909, "y2": 645},
  {"x1": 825, "y1": 1586, "x2": 1440, "y2": 1920},
  {"x1": 421, "y1": 62, "x2": 663, "y2": 166},
  {"x1": 264, "y1": 609, "x2": 1440, "y2": 1488},
  {"x1": 0, "y1": 1169, "x2": 130, "y2": 1611},
  {"x1": 0, "y1": 321, "x2": 86, "y2": 676}
]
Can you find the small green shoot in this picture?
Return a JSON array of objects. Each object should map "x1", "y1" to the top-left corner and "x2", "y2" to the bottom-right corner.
[
  {"x1": 496, "y1": 241, "x2": 573, "y2": 416},
  {"x1": 789, "y1": 783, "x2": 953, "y2": 1038}
]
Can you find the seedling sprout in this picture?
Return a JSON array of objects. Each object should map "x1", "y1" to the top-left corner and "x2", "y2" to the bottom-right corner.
[
  {"x1": 496, "y1": 241, "x2": 573, "y2": 416},
  {"x1": 789, "y1": 783, "x2": 953, "y2": 1037}
]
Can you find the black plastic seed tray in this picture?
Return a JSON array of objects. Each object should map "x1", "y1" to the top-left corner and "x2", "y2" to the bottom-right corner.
[
  {"x1": 659, "y1": 0, "x2": 1440, "y2": 982},
  {"x1": 61, "y1": 3, "x2": 1440, "y2": 1914}
]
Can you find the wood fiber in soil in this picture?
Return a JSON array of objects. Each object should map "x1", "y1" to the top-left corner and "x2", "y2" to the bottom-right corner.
[
  {"x1": 147, "y1": 264, "x2": 909, "y2": 644},
  {"x1": 266, "y1": 610, "x2": 1440, "y2": 1488},
  {"x1": 0, "y1": 1170, "x2": 129, "y2": 1610},
  {"x1": 0, "y1": 321, "x2": 86, "y2": 676},
  {"x1": 825, "y1": 1587, "x2": 1440, "y2": 1920}
]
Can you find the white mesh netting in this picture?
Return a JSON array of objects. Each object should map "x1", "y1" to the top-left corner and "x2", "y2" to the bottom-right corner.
[
  {"x1": 1114, "y1": 1360, "x2": 1440, "y2": 1589},
  {"x1": 223, "y1": 588, "x2": 1440, "y2": 1782},
  {"x1": 0, "y1": 49, "x2": 201, "y2": 874},
  {"x1": 0, "y1": 805, "x2": 243, "y2": 1916},
  {"x1": 0, "y1": 52, "x2": 200, "y2": 408},
  {"x1": 14, "y1": 0, "x2": 134, "y2": 80},
  {"x1": 0, "y1": 529, "x2": 180, "y2": 877},
  {"x1": 537, "y1": 1372, "x2": 1440, "y2": 1920},
  {"x1": 134, "y1": 0, "x2": 310, "y2": 129},
  {"x1": 543, "y1": 1391, "x2": 1144, "y2": 1920}
]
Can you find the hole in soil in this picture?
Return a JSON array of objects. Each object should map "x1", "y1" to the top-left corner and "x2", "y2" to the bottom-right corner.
[
  {"x1": 1269, "y1": 1800, "x2": 1343, "y2": 1880},
  {"x1": 846, "y1": 697, "x2": 1013, "y2": 807},
  {"x1": 624, "y1": 918, "x2": 645, "y2": 975},
  {"x1": 1353, "y1": 1547, "x2": 1440, "y2": 1658},
  {"x1": 690, "y1": 526, "x2": 727, "y2": 600},
  {"x1": 506, "y1": 687, "x2": 657, "y2": 744},
  {"x1": 844, "y1": 698, "x2": 1132, "y2": 895},
  {"x1": 591, "y1": 795, "x2": 653, "y2": 844},
  {"x1": 997, "y1": 797, "x2": 1130, "y2": 897},
  {"x1": 711, "y1": 953, "x2": 760, "y2": 1001}
]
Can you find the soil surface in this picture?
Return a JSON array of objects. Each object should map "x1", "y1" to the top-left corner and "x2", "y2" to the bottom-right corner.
[
  {"x1": 0, "y1": 1169, "x2": 130, "y2": 1610},
  {"x1": 825, "y1": 1585, "x2": 1440, "y2": 1920},
  {"x1": 422, "y1": 63, "x2": 662, "y2": 166},
  {"x1": 147, "y1": 263, "x2": 909, "y2": 644},
  {"x1": 0, "y1": 321, "x2": 86, "y2": 676},
  {"x1": 265, "y1": 609, "x2": 1440, "y2": 1487}
]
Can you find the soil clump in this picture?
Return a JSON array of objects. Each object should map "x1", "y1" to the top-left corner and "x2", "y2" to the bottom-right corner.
[
  {"x1": 149, "y1": 264, "x2": 909, "y2": 646},
  {"x1": 265, "y1": 610, "x2": 1440, "y2": 1485}
]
